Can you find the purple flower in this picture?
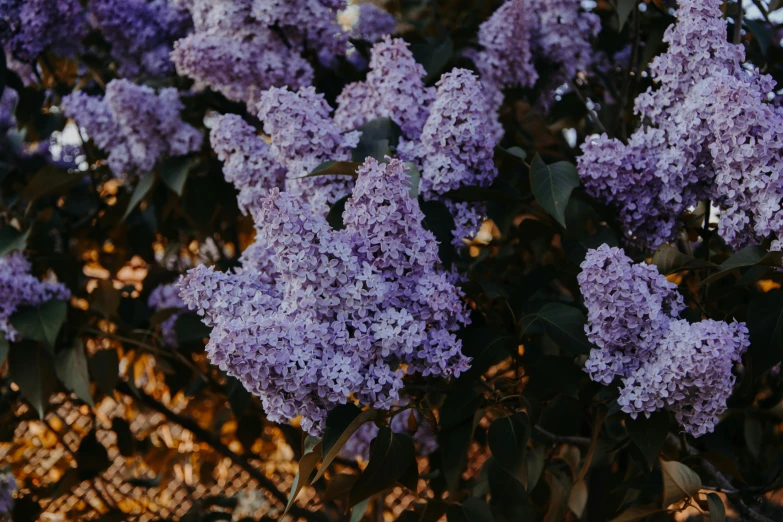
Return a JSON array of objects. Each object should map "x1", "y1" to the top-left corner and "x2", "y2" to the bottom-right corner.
[
  {"x1": 1, "y1": 0, "x2": 87, "y2": 62},
  {"x1": 0, "y1": 87, "x2": 18, "y2": 131},
  {"x1": 148, "y1": 283, "x2": 186, "y2": 347},
  {"x1": 350, "y1": 4, "x2": 396, "y2": 43},
  {"x1": 0, "y1": 471, "x2": 16, "y2": 516}
]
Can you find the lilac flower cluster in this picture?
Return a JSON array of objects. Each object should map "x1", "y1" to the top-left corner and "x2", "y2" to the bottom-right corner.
[
  {"x1": 349, "y1": 4, "x2": 397, "y2": 43},
  {"x1": 579, "y1": 245, "x2": 749, "y2": 436},
  {"x1": 63, "y1": 79, "x2": 203, "y2": 179},
  {"x1": 148, "y1": 283, "x2": 186, "y2": 347},
  {"x1": 251, "y1": 0, "x2": 348, "y2": 57},
  {"x1": 335, "y1": 37, "x2": 434, "y2": 140},
  {"x1": 0, "y1": 471, "x2": 15, "y2": 517},
  {"x1": 91, "y1": 0, "x2": 192, "y2": 77},
  {"x1": 579, "y1": 0, "x2": 783, "y2": 250},
  {"x1": 257, "y1": 86, "x2": 361, "y2": 215},
  {"x1": 0, "y1": 251, "x2": 71, "y2": 342},
  {"x1": 209, "y1": 114, "x2": 286, "y2": 214},
  {"x1": 0, "y1": 87, "x2": 18, "y2": 132},
  {"x1": 341, "y1": 409, "x2": 437, "y2": 460},
  {"x1": 474, "y1": 0, "x2": 599, "y2": 109},
  {"x1": 0, "y1": 0, "x2": 87, "y2": 62},
  {"x1": 399, "y1": 69, "x2": 501, "y2": 246},
  {"x1": 179, "y1": 158, "x2": 470, "y2": 435}
]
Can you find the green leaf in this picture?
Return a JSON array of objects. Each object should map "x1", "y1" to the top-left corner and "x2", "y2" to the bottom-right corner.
[
  {"x1": 0, "y1": 335, "x2": 7, "y2": 365},
  {"x1": 568, "y1": 479, "x2": 588, "y2": 518},
  {"x1": 323, "y1": 473, "x2": 359, "y2": 503},
  {"x1": 174, "y1": 313, "x2": 211, "y2": 343},
  {"x1": 326, "y1": 194, "x2": 350, "y2": 231},
  {"x1": 420, "y1": 199, "x2": 458, "y2": 266},
  {"x1": 159, "y1": 156, "x2": 197, "y2": 196},
  {"x1": 706, "y1": 492, "x2": 726, "y2": 522},
  {"x1": 314, "y1": 404, "x2": 378, "y2": 482},
  {"x1": 10, "y1": 300, "x2": 68, "y2": 351},
  {"x1": 438, "y1": 409, "x2": 482, "y2": 493},
  {"x1": 76, "y1": 429, "x2": 111, "y2": 481},
  {"x1": 123, "y1": 172, "x2": 156, "y2": 220},
  {"x1": 745, "y1": 18, "x2": 772, "y2": 55},
  {"x1": 652, "y1": 244, "x2": 716, "y2": 274},
  {"x1": 405, "y1": 162, "x2": 420, "y2": 199},
  {"x1": 8, "y1": 341, "x2": 58, "y2": 418},
  {"x1": 626, "y1": 412, "x2": 669, "y2": 470},
  {"x1": 305, "y1": 160, "x2": 363, "y2": 177},
  {"x1": 411, "y1": 37, "x2": 453, "y2": 82},
  {"x1": 22, "y1": 165, "x2": 82, "y2": 202},
  {"x1": 348, "y1": 428, "x2": 416, "y2": 506},
  {"x1": 609, "y1": 503, "x2": 664, "y2": 522},
  {"x1": 445, "y1": 186, "x2": 525, "y2": 204},
  {"x1": 89, "y1": 349, "x2": 120, "y2": 396},
  {"x1": 529, "y1": 155, "x2": 580, "y2": 228},
  {"x1": 536, "y1": 303, "x2": 592, "y2": 355},
  {"x1": 744, "y1": 416, "x2": 763, "y2": 460},
  {"x1": 487, "y1": 413, "x2": 531, "y2": 488},
  {"x1": 699, "y1": 246, "x2": 783, "y2": 287},
  {"x1": 55, "y1": 339, "x2": 94, "y2": 406},
  {"x1": 285, "y1": 442, "x2": 322, "y2": 514},
  {"x1": 504, "y1": 146, "x2": 527, "y2": 161},
  {"x1": 350, "y1": 498, "x2": 370, "y2": 522},
  {"x1": 440, "y1": 388, "x2": 482, "y2": 429},
  {"x1": 446, "y1": 498, "x2": 493, "y2": 522},
  {"x1": 660, "y1": 459, "x2": 702, "y2": 508},
  {"x1": 0, "y1": 226, "x2": 30, "y2": 258},
  {"x1": 616, "y1": 0, "x2": 637, "y2": 29},
  {"x1": 352, "y1": 117, "x2": 403, "y2": 162}
]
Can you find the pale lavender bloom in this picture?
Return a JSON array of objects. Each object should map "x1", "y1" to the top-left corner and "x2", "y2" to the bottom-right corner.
[
  {"x1": 0, "y1": 471, "x2": 16, "y2": 516},
  {"x1": 1, "y1": 0, "x2": 87, "y2": 62},
  {"x1": 148, "y1": 283, "x2": 186, "y2": 347},
  {"x1": 578, "y1": 244, "x2": 749, "y2": 437},
  {"x1": 257, "y1": 86, "x2": 361, "y2": 214},
  {"x1": 251, "y1": 0, "x2": 348, "y2": 56},
  {"x1": 209, "y1": 114, "x2": 286, "y2": 214},
  {"x1": 350, "y1": 4, "x2": 396, "y2": 42},
  {"x1": 179, "y1": 158, "x2": 470, "y2": 435},
  {"x1": 335, "y1": 36, "x2": 434, "y2": 139},
  {"x1": 63, "y1": 80, "x2": 203, "y2": 179},
  {"x1": 91, "y1": 0, "x2": 191, "y2": 77},
  {"x1": 0, "y1": 252, "x2": 71, "y2": 342}
]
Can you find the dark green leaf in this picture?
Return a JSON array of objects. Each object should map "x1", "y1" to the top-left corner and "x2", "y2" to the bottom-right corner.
[
  {"x1": 89, "y1": 349, "x2": 120, "y2": 396},
  {"x1": 348, "y1": 428, "x2": 416, "y2": 506},
  {"x1": 0, "y1": 334, "x2": 7, "y2": 365},
  {"x1": 626, "y1": 412, "x2": 669, "y2": 470},
  {"x1": 405, "y1": 162, "x2": 420, "y2": 199},
  {"x1": 22, "y1": 166, "x2": 82, "y2": 202},
  {"x1": 616, "y1": 0, "x2": 637, "y2": 29},
  {"x1": 326, "y1": 195, "x2": 350, "y2": 231},
  {"x1": 76, "y1": 429, "x2": 110, "y2": 481},
  {"x1": 285, "y1": 443, "x2": 322, "y2": 513},
  {"x1": 446, "y1": 498, "x2": 493, "y2": 522},
  {"x1": 159, "y1": 156, "x2": 196, "y2": 196},
  {"x1": 700, "y1": 246, "x2": 783, "y2": 287},
  {"x1": 745, "y1": 18, "x2": 772, "y2": 54},
  {"x1": 706, "y1": 493, "x2": 726, "y2": 522},
  {"x1": 438, "y1": 409, "x2": 482, "y2": 493},
  {"x1": 112, "y1": 417, "x2": 135, "y2": 457},
  {"x1": 350, "y1": 499, "x2": 371, "y2": 522},
  {"x1": 652, "y1": 244, "x2": 716, "y2": 274},
  {"x1": 123, "y1": 172, "x2": 156, "y2": 221},
  {"x1": 536, "y1": 303, "x2": 592, "y2": 355},
  {"x1": 412, "y1": 37, "x2": 453, "y2": 82},
  {"x1": 748, "y1": 290, "x2": 783, "y2": 374},
  {"x1": 529, "y1": 155, "x2": 580, "y2": 228},
  {"x1": 0, "y1": 226, "x2": 30, "y2": 258},
  {"x1": 504, "y1": 146, "x2": 527, "y2": 161},
  {"x1": 609, "y1": 504, "x2": 663, "y2": 522},
  {"x1": 90, "y1": 279, "x2": 120, "y2": 318},
  {"x1": 487, "y1": 413, "x2": 531, "y2": 487},
  {"x1": 323, "y1": 473, "x2": 359, "y2": 503},
  {"x1": 8, "y1": 341, "x2": 57, "y2": 418},
  {"x1": 440, "y1": 388, "x2": 482, "y2": 429},
  {"x1": 10, "y1": 299, "x2": 68, "y2": 351},
  {"x1": 660, "y1": 459, "x2": 701, "y2": 508},
  {"x1": 175, "y1": 313, "x2": 211, "y2": 343},
  {"x1": 305, "y1": 160, "x2": 362, "y2": 177},
  {"x1": 314, "y1": 404, "x2": 378, "y2": 482},
  {"x1": 55, "y1": 339, "x2": 94, "y2": 406},
  {"x1": 446, "y1": 186, "x2": 525, "y2": 203},
  {"x1": 351, "y1": 117, "x2": 403, "y2": 162},
  {"x1": 420, "y1": 199, "x2": 458, "y2": 266},
  {"x1": 744, "y1": 416, "x2": 763, "y2": 460}
]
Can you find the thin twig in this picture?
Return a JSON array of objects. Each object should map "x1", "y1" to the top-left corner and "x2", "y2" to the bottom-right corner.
[
  {"x1": 567, "y1": 78, "x2": 607, "y2": 134},
  {"x1": 616, "y1": 1, "x2": 642, "y2": 140},
  {"x1": 734, "y1": 1, "x2": 744, "y2": 45}
]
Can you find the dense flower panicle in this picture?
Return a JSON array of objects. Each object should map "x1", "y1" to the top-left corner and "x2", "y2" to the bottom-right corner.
[
  {"x1": 579, "y1": 245, "x2": 685, "y2": 383},
  {"x1": 251, "y1": 0, "x2": 348, "y2": 56},
  {"x1": 618, "y1": 319, "x2": 749, "y2": 436},
  {"x1": 173, "y1": 0, "x2": 261, "y2": 35},
  {"x1": 1, "y1": 0, "x2": 87, "y2": 62},
  {"x1": 171, "y1": 32, "x2": 314, "y2": 106},
  {"x1": 209, "y1": 114, "x2": 286, "y2": 214},
  {"x1": 0, "y1": 471, "x2": 15, "y2": 516},
  {"x1": 179, "y1": 158, "x2": 470, "y2": 434},
  {"x1": 335, "y1": 37, "x2": 435, "y2": 139},
  {"x1": 534, "y1": 0, "x2": 600, "y2": 84},
  {"x1": 91, "y1": 0, "x2": 191, "y2": 77},
  {"x1": 579, "y1": 245, "x2": 749, "y2": 436},
  {"x1": 0, "y1": 87, "x2": 18, "y2": 131},
  {"x1": 350, "y1": 4, "x2": 396, "y2": 43},
  {"x1": 63, "y1": 80, "x2": 203, "y2": 178},
  {"x1": 341, "y1": 410, "x2": 437, "y2": 460},
  {"x1": 148, "y1": 283, "x2": 186, "y2": 347},
  {"x1": 257, "y1": 86, "x2": 361, "y2": 214},
  {"x1": 0, "y1": 252, "x2": 71, "y2": 342}
]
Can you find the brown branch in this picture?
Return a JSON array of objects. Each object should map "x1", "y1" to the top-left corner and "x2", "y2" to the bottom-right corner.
[{"x1": 115, "y1": 381, "x2": 332, "y2": 522}]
